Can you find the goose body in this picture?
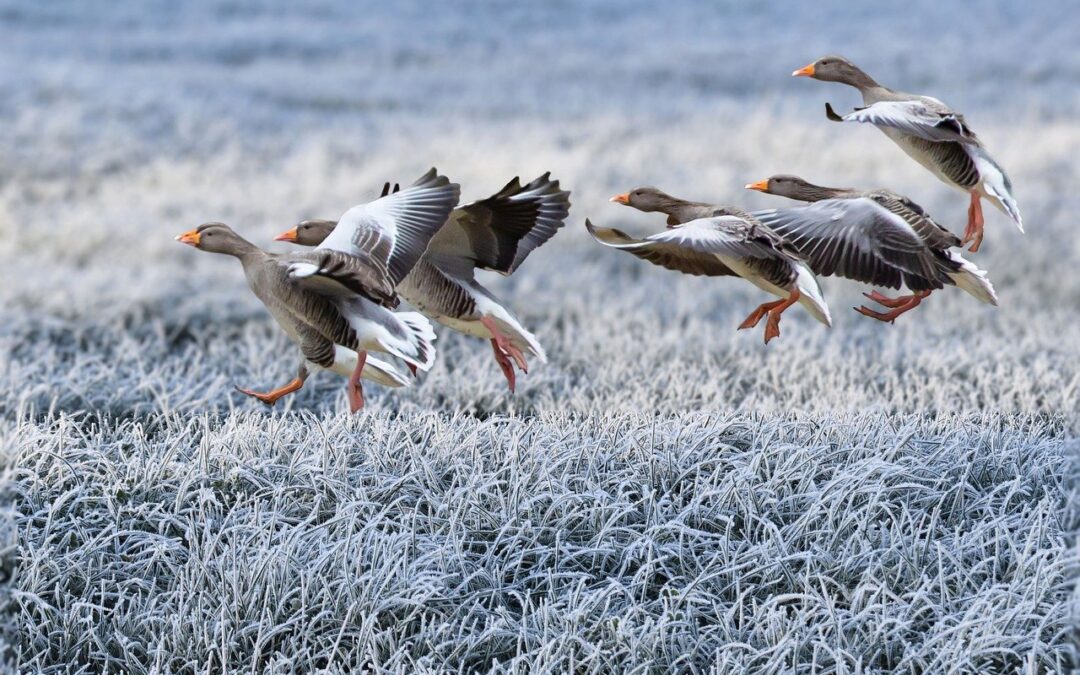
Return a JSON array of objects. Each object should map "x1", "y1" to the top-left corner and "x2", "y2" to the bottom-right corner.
[
  {"x1": 747, "y1": 174, "x2": 996, "y2": 321},
  {"x1": 176, "y1": 168, "x2": 459, "y2": 412},
  {"x1": 279, "y1": 174, "x2": 569, "y2": 392},
  {"x1": 174, "y1": 224, "x2": 415, "y2": 410},
  {"x1": 795, "y1": 55, "x2": 1022, "y2": 251},
  {"x1": 590, "y1": 196, "x2": 831, "y2": 344}
]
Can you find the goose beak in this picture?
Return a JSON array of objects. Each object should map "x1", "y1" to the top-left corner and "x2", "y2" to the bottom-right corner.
[
  {"x1": 274, "y1": 227, "x2": 299, "y2": 243},
  {"x1": 175, "y1": 229, "x2": 201, "y2": 246},
  {"x1": 745, "y1": 180, "x2": 770, "y2": 193},
  {"x1": 609, "y1": 193, "x2": 630, "y2": 205},
  {"x1": 792, "y1": 63, "x2": 815, "y2": 78}
]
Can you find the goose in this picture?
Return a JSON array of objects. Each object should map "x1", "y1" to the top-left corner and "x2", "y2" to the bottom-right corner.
[
  {"x1": 177, "y1": 168, "x2": 459, "y2": 411},
  {"x1": 745, "y1": 174, "x2": 997, "y2": 322},
  {"x1": 594, "y1": 190, "x2": 831, "y2": 343},
  {"x1": 792, "y1": 55, "x2": 1021, "y2": 252},
  {"x1": 174, "y1": 223, "x2": 415, "y2": 410},
  {"x1": 277, "y1": 173, "x2": 570, "y2": 393}
]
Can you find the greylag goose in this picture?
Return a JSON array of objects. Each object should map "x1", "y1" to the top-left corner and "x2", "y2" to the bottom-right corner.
[
  {"x1": 593, "y1": 191, "x2": 831, "y2": 343},
  {"x1": 277, "y1": 173, "x2": 570, "y2": 393},
  {"x1": 177, "y1": 169, "x2": 459, "y2": 411},
  {"x1": 174, "y1": 224, "x2": 415, "y2": 409},
  {"x1": 745, "y1": 175, "x2": 997, "y2": 322},
  {"x1": 792, "y1": 55, "x2": 1021, "y2": 252},
  {"x1": 610, "y1": 188, "x2": 729, "y2": 227}
]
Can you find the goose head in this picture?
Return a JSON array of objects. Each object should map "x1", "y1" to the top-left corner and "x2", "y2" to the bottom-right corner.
[{"x1": 274, "y1": 219, "x2": 336, "y2": 246}]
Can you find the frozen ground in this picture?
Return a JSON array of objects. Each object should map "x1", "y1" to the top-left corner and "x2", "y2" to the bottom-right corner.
[{"x1": 2, "y1": 1, "x2": 1078, "y2": 672}]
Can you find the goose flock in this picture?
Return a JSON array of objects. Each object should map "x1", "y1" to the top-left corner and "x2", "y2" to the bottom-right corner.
[{"x1": 176, "y1": 56, "x2": 1020, "y2": 411}]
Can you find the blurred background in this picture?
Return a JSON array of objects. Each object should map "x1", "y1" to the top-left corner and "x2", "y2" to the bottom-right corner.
[{"x1": 0, "y1": 0, "x2": 1077, "y2": 418}]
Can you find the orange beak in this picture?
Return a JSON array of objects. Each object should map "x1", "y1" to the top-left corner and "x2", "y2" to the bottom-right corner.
[
  {"x1": 744, "y1": 180, "x2": 770, "y2": 193},
  {"x1": 609, "y1": 193, "x2": 630, "y2": 205},
  {"x1": 274, "y1": 227, "x2": 299, "y2": 243},
  {"x1": 792, "y1": 63, "x2": 815, "y2": 78},
  {"x1": 175, "y1": 229, "x2": 201, "y2": 246}
]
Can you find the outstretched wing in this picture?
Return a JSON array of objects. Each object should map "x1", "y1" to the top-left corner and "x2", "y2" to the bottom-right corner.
[
  {"x1": 753, "y1": 197, "x2": 949, "y2": 290},
  {"x1": 587, "y1": 215, "x2": 792, "y2": 278},
  {"x1": 317, "y1": 168, "x2": 461, "y2": 292},
  {"x1": 426, "y1": 173, "x2": 571, "y2": 278},
  {"x1": 826, "y1": 100, "x2": 978, "y2": 145}
]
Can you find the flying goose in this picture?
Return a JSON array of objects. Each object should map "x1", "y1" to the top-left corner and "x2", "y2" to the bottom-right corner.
[
  {"x1": 610, "y1": 188, "x2": 730, "y2": 227},
  {"x1": 177, "y1": 169, "x2": 459, "y2": 411},
  {"x1": 277, "y1": 173, "x2": 570, "y2": 393},
  {"x1": 174, "y1": 223, "x2": 415, "y2": 410},
  {"x1": 793, "y1": 55, "x2": 1021, "y2": 252},
  {"x1": 594, "y1": 191, "x2": 831, "y2": 343},
  {"x1": 745, "y1": 175, "x2": 997, "y2": 322}
]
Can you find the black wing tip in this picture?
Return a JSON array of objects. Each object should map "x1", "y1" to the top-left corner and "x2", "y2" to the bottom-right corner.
[
  {"x1": 412, "y1": 167, "x2": 455, "y2": 191},
  {"x1": 825, "y1": 102, "x2": 843, "y2": 122}
]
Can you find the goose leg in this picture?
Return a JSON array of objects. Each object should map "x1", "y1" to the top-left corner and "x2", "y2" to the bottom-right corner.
[
  {"x1": 490, "y1": 338, "x2": 517, "y2": 393},
  {"x1": 762, "y1": 290, "x2": 800, "y2": 344},
  {"x1": 863, "y1": 290, "x2": 930, "y2": 308},
  {"x1": 348, "y1": 351, "x2": 367, "y2": 413},
  {"x1": 236, "y1": 366, "x2": 309, "y2": 406},
  {"x1": 963, "y1": 191, "x2": 985, "y2": 252},
  {"x1": 854, "y1": 290, "x2": 930, "y2": 323},
  {"x1": 481, "y1": 316, "x2": 529, "y2": 382}
]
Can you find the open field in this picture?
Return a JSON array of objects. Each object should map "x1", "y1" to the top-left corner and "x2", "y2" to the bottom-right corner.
[{"x1": 2, "y1": 1, "x2": 1078, "y2": 672}]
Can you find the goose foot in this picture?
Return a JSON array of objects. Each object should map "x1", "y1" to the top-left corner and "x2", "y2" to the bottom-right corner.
[
  {"x1": 235, "y1": 376, "x2": 306, "y2": 406},
  {"x1": 490, "y1": 338, "x2": 517, "y2": 393},
  {"x1": 481, "y1": 316, "x2": 528, "y2": 391},
  {"x1": 348, "y1": 351, "x2": 367, "y2": 412},
  {"x1": 741, "y1": 291, "x2": 800, "y2": 344},
  {"x1": 862, "y1": 290, "x2": 925, "y2": 308},
  {"x1": 963, "y1": 191, "x2": 984, "y2": 252},
  {"x1": 855, "y1": 290, "x2": 930, "y2": 323},
  {"x1": 738, "y1": 298, "x2": 786, "y2": 331}
]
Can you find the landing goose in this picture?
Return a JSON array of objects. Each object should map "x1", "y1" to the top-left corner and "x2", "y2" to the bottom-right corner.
[
  {"x1": 178, "y1": 169, "x2": 459, "y2": 411},
  {"x1": 746, "y1": 175, "x2": 997, "y2": 322},
  {"x1": 592, "y1": 195, "x2": 830, "y2": 343},
  {"x1": 610, "y1": 188, "x2": 729, "y2": 227},
  {"x1": 793, "y1": 55, "x2": 1021, "y2": 252},
  {"x1": 174, "y1": 224, "x2": 414, "y2": 410},
  {"x1": 278, "y1": 173, "x2": 570, "y2": 392}
]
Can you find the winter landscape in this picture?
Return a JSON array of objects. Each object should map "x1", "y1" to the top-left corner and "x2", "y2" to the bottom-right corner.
[{"x1": 2, "y1": 1, "x2": 1078, "y2": 672}]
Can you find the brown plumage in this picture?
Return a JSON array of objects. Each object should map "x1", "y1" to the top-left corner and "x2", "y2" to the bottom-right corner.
[
  {"x1": 793, "y1": 55, "x2": 1022, "y2": 252},
  {"x1": 746, "y1": 175, "x2": 997, "y2": 321},
  {"x1": 277, "y1": 173, "x2": 570, "y2": 392},
  {"x1": 174, "y1": 223, "x2": 412, "y2": 410}
]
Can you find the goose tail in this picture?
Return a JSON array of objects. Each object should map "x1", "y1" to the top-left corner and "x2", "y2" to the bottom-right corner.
[
  {"x1": 394, "y1": 311, "x2": 439, "y2": 372},
  {"x1": 794, "y1": 261, "x2": 832, "y2": 327},
  {"x1": 945, "y1": 251, "x2": 998, "y2": 306}
]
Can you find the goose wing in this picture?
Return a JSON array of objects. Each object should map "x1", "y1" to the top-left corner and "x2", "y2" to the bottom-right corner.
[
  {"x1": 826, "y1": 99, "x2": 978, "y2": 145},
  {"x1": 426, "y1": 173, "x2": 571, "y2": 278},
  {"x1": 753, "y1": 198, "x2": 946, "y2": 289},
  {"x1": 311, "y1": 168, "x2": 461, "y2": 296},
  {"x1": 585, "y1": 216, "x2": 793, "y2": 280}
]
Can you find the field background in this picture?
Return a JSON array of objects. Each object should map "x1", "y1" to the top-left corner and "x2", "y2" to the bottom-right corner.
[{"x1": 2, "y1": 1, "x2": 1078, "y2": 672}]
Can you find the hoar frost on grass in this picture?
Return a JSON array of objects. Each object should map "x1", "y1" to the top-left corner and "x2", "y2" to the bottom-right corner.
[
  {"x1": 4, "y1": 410, "x2": 1077, "y2": 673},
  {"x1": 3, "y1": 1, "x2": 1080, "y2": 671}
]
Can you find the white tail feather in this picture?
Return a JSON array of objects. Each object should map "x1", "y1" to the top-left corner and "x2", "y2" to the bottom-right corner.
[
  {"x1": 395, "y1": 311, "x2": 438, "y2": 371},
  {"x1": 502, "y1": 320, "x2": 547, "y2": 363},
  {"x1": 327, "y1": 346, "x2": 411, "y2": 388},
  {"x1": 946, "y1": 251, "x2": 998, "y2": 306},
  {"x1": 973, "y1": 147, "x2": 1023, "y2": 232},
  {"x1": 793, "y1": 262, "x2": 832, "y2": 327}
]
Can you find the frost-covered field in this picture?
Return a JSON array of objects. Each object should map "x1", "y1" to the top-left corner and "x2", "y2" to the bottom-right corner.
[{"x1": 2, "y1": 1, "x2": 1078, "y2": 672}]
